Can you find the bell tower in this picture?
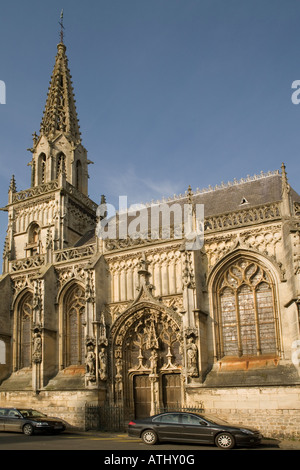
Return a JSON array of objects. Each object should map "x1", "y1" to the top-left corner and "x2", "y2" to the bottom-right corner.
[
  {"x1": 2, "y1": 31, "x2": 97, "y2": 267},
  {"x1": 29, "y1": 39, "x2": 89, "y2": 195}
]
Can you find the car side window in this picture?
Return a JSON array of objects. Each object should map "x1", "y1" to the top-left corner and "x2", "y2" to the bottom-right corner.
[
  {"x1": 153, "y1": 414, "x2": 181, "y2": 424},
  {"x1": 8, "y1": 410, "x2": 20, "y2": 418},
  {"x1": 0, "y1": 408, "x2": 6, "y2": 416},
  {"x1": 181, "y1": 414, "x2": 206, "y2": 425}
]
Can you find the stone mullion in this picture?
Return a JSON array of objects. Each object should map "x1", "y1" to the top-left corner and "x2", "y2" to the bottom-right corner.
[
  {"x1": 168, "y1": 258, "x2": 176, "y2": 294},
  {"x1": 85, "y1": 269, "x2": 95, "y2": 341},
  {"x1": 109, "y1": 268, "x2": 114, "y2": 303},
  {"x1": 78, "y1": 309, "x2": 83, "y2": 364},
  {"x1": 120, "y1": 265, "x2": 127, "y2": 301},
  {"x1": 126, "y1": 266, "x2": 133, "y2": 301},
  {"x1": 234, "y1": 290, "x2": 243, "y2": 357},
  {"x1": 216, "y1": 293, "x2": 224, "y2": 359},
  {"x1": 253, "y1": 287, "x2": 262, "y2": 356},
  {"x1": 153, "y1": 261, "x2": 161, "y2": 296},
  {"x1": 161, "y1": 260, "x2": 169, "y2": 296},
  {"x1": 175, "y1": 257, "x2": 182, "y2": 293},
  {"x1": 116, "y1": 270, "x2": 121, "y2": 302},
  {"x1": 65, "y1": 310, "x2": 70, "y2": 366},
  {"x1": 112, "y1": 268, "x2": 120, "y2": 303}
]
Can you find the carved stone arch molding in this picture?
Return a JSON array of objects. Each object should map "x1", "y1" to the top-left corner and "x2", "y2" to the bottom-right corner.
[
  {"x1": 109, "y1": 301, "x2": 184, "y2": 417},
  {"x1": 56, "y1": 276, "x2": 85, "y2": 304},
  {"x1": 207, "y1": 243, "x2": 285, "y2": 284},
  {"x1": 207, "y1": 248, "x2": 282, "y2": 361}
]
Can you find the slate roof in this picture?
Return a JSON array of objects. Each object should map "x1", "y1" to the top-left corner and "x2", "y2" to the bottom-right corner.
[
  {"x1": 192, "y1": 173, "x2": 283, "y2": 216},
  {"x1": 74, "y1": 170, "x2": 300, "y2": 247}
]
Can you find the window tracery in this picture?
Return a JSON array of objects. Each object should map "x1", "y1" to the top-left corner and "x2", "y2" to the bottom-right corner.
[
  {"x1": 216, "y1": 259, "x2": 279, "y2": 358},
  {"x1": 18, "y1": 292, "x2": 33, "y2": 368},
  {"x1": 38, "y1": 153, "x2": 46, "y2": 184},
  {"x1": 57, "y1": 153, "x2": 66, "y2": 177},
  {"x1": 26, "y1": 222, "x2": 40, "y2": 257},
  {"x1": 64, "y1": 285, "x2": 85, "y2": 366}
]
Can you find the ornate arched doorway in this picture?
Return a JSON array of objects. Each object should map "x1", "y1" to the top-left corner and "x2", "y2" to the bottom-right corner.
[{"x1": 110, "y1": 304, "x2": 183, "y2": 418}]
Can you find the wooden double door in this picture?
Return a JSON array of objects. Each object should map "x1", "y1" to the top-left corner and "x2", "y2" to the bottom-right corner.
[{"x1": 133, "y1": 373, "x2": 181, "y2": 419}]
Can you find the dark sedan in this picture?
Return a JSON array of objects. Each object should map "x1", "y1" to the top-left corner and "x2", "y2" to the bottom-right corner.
[
  {"x1": 128, "y1": 412, "x2": 262, "y2": 449},
  {"x1": 0, "y1": 407, "x2": 66, "y2": 436}
]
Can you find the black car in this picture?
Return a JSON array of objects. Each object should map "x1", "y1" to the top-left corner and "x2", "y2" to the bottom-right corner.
[
  {"x1": 0, "y1": 407, "x2": 66, "y2": 436},
  {"x1": 128, "y1": 412, "x2": 262, "y2": 449}
]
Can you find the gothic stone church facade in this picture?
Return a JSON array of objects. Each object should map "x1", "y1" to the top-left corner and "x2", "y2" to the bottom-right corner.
[{"x1": 0, "y1": 41, "x2": 300, "y2": 437}]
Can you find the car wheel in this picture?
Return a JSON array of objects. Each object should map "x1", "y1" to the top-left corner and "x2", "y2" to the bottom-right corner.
[
  {"x1": 23, "y1": 424, "x2": 34, "y2": 436},
  {"x1": 141, "y1": 429, "x2": 158, "y2": 445},
  {"x1": 215, "y1": 432, "x2": 235, "y2": 449}
]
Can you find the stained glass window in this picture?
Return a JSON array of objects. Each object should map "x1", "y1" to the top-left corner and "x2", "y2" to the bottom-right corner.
[
  {"x1": 19, "y1": 292, "x2": 33, "y2": 368},
  {"x1": 217, "y1": 259, "x2": 278, "y2": 358},
  {"x1": 65, "y1": 285, "x2": 85, "y2": 366}
]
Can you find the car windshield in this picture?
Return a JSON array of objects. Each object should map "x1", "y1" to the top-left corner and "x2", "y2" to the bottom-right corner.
[
  {"x1": 188, "y1": 412, "x2": 230, "y2": 426},
  {"x1": 17, "y1": 409, "x2": 47, "y2": 418},
  {"x1": 202, "y1": 415, "x2": 230, "y2": 426}
]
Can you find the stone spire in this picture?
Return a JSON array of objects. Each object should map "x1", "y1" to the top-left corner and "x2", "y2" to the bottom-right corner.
[
  {"x1": 39, "y1": 41, "x2": 81, "y2": 144},
  {"x1": 281, "y1": 162, "x2": 291, "y2": 217},
  {"x1": 281, "y1": 162, "x2": 290, "y2": 196},
  {"x1": 27, "y1": 33, "x2": 89, "y2": 195},
  {"x1": 8, "y1": 175, "x2": 16, "y2": 193}
]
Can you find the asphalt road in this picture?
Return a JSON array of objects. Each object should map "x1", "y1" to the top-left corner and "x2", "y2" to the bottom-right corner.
[{"x1": 0, "y1": 431, "x2": 299, "y2": 452}]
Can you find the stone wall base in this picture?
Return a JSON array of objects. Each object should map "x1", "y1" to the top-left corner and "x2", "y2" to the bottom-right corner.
[
  {"x1": 0, "y1": 389, "x2": 106, "y2": 430},
  {"x1": 186, "y1": 385, "x2": 300, "y2": 439},
  {"x1": 1, "y1": 385, "x2": 300, "y2": 437}
]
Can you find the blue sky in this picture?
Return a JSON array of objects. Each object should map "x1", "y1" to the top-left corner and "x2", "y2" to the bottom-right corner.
[{"x1": 0, "y1": 0, "x2": 300, "y2": 253}]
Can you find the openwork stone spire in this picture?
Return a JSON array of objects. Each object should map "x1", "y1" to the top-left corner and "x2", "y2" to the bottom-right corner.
[{"x1": 40, "y1": 42, "x2": 81, "y2": 144}]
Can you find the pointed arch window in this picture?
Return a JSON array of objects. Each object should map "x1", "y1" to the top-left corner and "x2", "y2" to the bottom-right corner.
[
  {"x1": 56, "y1": 152, "x2": 66, "y2": 177},
  {"x1": 26, "y1": 222, "x2": 40, "y2": 257},
  {"x1": 29, "y1": 223, "x2": 39, "y2": 244},
  {"x1": 64, "y1": 285, "x2": 85, "y2": 366},
  {"x1": 37, "y1": 153, "x2": 46, "y2": 184},
  {"x1": 215, "y1": 258, "x2": 279, "y2": 358},
  {"x1": 18, "y1": 292, "x2": 33, "y2": 369}
]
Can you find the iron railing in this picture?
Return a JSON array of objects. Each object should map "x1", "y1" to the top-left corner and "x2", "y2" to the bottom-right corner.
[
  {"x1": 154, "y1": 404, "x2": 204, "y2": 414},
  {"x1": 85, "y1": 403, "x2": 125, "y2": 432}
]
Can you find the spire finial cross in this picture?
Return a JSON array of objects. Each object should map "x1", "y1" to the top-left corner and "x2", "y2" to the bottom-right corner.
[{"x1": 59, "y1": 9, "x2": 65, "y2": 44}]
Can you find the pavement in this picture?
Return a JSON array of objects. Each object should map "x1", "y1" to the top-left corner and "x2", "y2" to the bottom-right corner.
[
  {"x1": 271, "y1": 439, "x2": 300, "y2": 449},
  {"x1": 272, "y1": 439, "x2": 300, "y2": 450},
  {"x1": 69, "y1": 429, "x2": 300, "y2": 450}
]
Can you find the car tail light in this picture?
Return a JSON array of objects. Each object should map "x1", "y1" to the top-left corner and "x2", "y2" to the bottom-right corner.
[{"x1": 128, "y1": 421, "x2": 136, "y2": 426}]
